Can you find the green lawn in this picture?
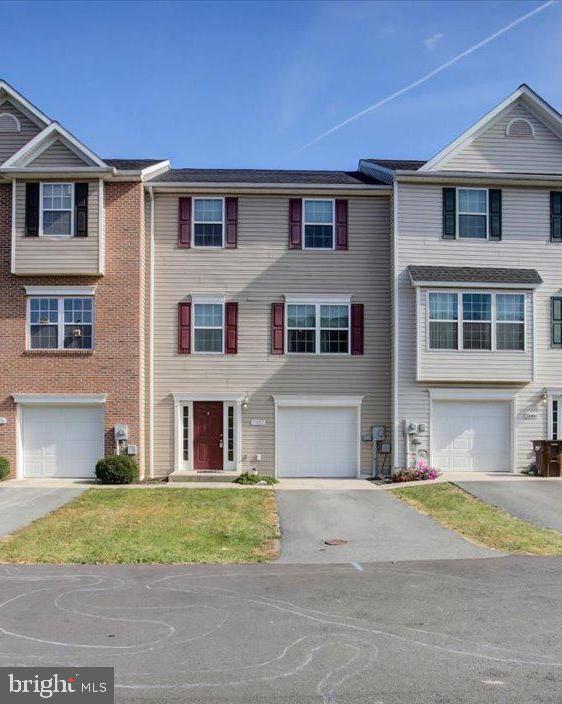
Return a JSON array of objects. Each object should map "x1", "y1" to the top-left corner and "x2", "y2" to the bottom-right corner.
[
  {"x1": 0, "y1": 489, "x2": 279, "y2": 564},
  {"x1": 393, "y1": 482, "x2": 562, "y2": 556}
]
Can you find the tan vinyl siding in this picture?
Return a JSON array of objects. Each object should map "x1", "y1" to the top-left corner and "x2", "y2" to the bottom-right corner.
[
  {"x1": 152, "y1": 193, "x2": 391, "y2": 477},
  {"x1": 0, "y1": 100, "x2": 41, "y2": 163},
  {"x1": 27, "y1": 139, "x2": 93, "y2": 167},
  {"x1": 396, "y1": 179, "x2": 562, "y2": 472},
  {"x1": 14, "y1": 180, "x2": 100, "y2": 274},
  {"x1": 441, "y1": 102, "x2": 562, "y2": 174},
  {"x1": 417, "y1": 288, "x2": 533, "y2": 382}
]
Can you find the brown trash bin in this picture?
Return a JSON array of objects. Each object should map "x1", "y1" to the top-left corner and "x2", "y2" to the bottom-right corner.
[{"x1": 532, "y1": 440, "x2": 562, "y2": 477}]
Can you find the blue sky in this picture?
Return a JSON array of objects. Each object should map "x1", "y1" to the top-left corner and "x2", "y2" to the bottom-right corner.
[{"x1": 2, "y1": 0, "x2": 561, "y2": 170}]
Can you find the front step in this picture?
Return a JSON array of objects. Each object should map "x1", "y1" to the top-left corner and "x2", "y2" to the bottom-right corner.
[{"x1": 168, "y1": 471, "x2": 240, "y2": 483}]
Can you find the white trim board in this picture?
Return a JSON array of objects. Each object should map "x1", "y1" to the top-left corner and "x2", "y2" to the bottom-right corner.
[
  {"x1": 24, "y1": 285, "x2": 96, "y2": 296},
  {"x1": 12, "y1": 394, "x2": 106, "y2": 405},
  {"x1": 272, "y1": 394, "x2": 364, "y2": 407}
]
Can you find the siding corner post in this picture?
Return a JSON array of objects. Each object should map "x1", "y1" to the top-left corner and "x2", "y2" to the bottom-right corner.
[
  {"x1": 98, "y1": 178, "x2": 104, "y2": 274},
  {"x1": 10, "y1": 178, "x2": 16, "y2": 274}
]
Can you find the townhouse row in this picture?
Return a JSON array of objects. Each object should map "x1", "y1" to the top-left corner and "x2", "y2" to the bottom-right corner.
[{"x1": 1, "y1": 80, "x2": 562, "y2": 480}]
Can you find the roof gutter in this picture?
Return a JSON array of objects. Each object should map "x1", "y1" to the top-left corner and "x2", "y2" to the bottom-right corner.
[{"x1": 396, "y1": 170, "x2": 562, "y2": 187}]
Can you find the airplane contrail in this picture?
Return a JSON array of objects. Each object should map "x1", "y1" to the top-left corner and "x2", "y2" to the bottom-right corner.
[{"x1": 281, "y1": 0, "x2": 557, "y2": 162}]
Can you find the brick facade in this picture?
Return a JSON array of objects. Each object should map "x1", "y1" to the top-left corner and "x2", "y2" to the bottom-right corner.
[{"x1": 0, "y1": 181, "x2": 145, "y2": 478}]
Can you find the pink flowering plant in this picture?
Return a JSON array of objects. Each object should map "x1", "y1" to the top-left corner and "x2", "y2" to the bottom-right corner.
[{"x1": 391, "y1": 457, "x2": 440, "y2": 483}]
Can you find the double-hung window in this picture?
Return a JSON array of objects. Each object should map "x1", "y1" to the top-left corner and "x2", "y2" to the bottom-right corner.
[
  {"x1": 193, "y1": 198, "x2": 224, "y2": 247},
  {"x1": 28, "y1": 297, "x2": 94, "y2": 350},
  {"x1": 457, "y1": 188, "x2": 487, "y2": 239},
  {"x1": 40, "y1": 183, "x2": 73, "y2": 236},
  {"x1": 303, "y1": 200, "x2": 334, "y2": 249},
  {"x1": 287, "y1": 302, "x2": 350, "y2": 354},
  {"x1": 193, "y1": 302, "x2": 224, "y2": 353},
  {"x1": 428, "y1": 292, "x2": 524, "y2": 351},
  {"x1": 552, "y1": 297, "x2": 562, "y2": 347}
]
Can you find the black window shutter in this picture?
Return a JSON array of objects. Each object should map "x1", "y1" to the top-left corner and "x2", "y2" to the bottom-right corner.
[
  {"x1": 74, "y1": 183, "x2": 88, "y2": 237},
  {"x1": 552, "y1": 297, "x2": 562, "y2": 346},
  {"x1": 25, "y1": 182, "x2": 39, "y2": 236},
  {"x1": 489, "y1": 189, "x2": 502, "y2": 241},
  {"x1": 442, "y1": 188, "x2": 456, "y2": 239},
  {"x1": 551, "y1": 192, "x2": 562, "y2": 243}
]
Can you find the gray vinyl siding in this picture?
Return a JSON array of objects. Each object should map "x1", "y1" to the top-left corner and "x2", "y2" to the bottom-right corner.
[
  {"x1": 14, "y1": 180, "x2": 100, "y2": 274},
  {"x1": 151, "y1": 192, "x2": 391, "y2": 477},
  {"x1": 417, "y1": 288, "x2": 533, "y2": 382},
  {"x1": 395, "y1": 179, "x2": 562, "y2": 472},
  {"x1": 0, "y1": 100, "x2": 41, "y2": 163},
  {"x1": 441, "y1": 102, "x2": 562, "y2": 174},
  {"x1": 27, "y1": 139, "x2": 93, "y2": 167}
]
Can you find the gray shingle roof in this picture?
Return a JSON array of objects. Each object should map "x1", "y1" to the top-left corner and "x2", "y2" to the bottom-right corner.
[
  {"x1": 104, "y1": 159, "x2": 167, "y2": 169},
  {"x1": 408, "y1": 265, "x2": 543, "y2": 285},
  {"x1": 148, "y1": 168, "x2": 384, "y2": 185},
  {"x1": 363, "y1": 159, "x2": 426, "y2": 171}
]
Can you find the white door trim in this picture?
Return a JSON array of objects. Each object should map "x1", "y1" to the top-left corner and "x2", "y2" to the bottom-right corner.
[
  {"x1": 272, "y1": 394, "x2": 363, "y2": 478},
  {"x1": 428, "y1": 388, "x2": 517, "y2": 472},
  {"x1": 172, "y1": 393, "x2": 243, "y2": 473}
]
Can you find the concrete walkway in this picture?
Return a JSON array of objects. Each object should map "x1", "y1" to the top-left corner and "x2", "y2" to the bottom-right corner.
[
  {"x1": 0, "y1": 486, "x2": 86, "y2": 537},
  {"x1": 456, "y1": 481, "x2": 562, "y2": 533},
  {"x1": 276, "y1": 489, "x2": 498, "y2": 563}
]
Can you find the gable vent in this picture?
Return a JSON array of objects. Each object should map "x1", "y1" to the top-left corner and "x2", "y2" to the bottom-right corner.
[
  {"x1": 0, "y1": 112, "x2": 20, "y2": 132},
  {"x1": 505, "y1": 118, "x2": 534, "y2": 138}
]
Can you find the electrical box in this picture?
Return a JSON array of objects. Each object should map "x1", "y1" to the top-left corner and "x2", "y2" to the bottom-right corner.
[
  {"x1": 380, "y1": 442, "x2": 391, "y2": 454},
  {"x1": 114, "y1": 425, "x2": 129, "y2": 442},
  {"x1": 405, "y1": 420, "x2": 417, "y2": 434},
  {"x1": 127, "y1": 445, "x2": 137, "y2": 456},
  {"x1": 418, "y1": 423, "x2": 428, "y2": 433},
  {"x1": 372, "y1": 425, "x2": 385, "y2": 441}
]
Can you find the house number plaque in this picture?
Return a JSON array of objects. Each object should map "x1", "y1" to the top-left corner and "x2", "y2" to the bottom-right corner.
[{"x1": 250, "y1": 419, "x2": 266, "y2": 426}]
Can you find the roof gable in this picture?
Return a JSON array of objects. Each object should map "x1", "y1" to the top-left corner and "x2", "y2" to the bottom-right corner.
[
  {"x1": 2, "y1": 122, "x2": 107, "y2": 169},
  {"x1": 421, "y1": 85, "x2": 562, "y2": 174},
  {"x1": 0, "y1": 80, "x2": 50, "y2": 128}
]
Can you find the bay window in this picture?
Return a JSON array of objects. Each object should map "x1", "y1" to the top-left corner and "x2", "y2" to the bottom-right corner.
[{"x1": 428, "y1": 291, "x2": 524, "y2": 351}]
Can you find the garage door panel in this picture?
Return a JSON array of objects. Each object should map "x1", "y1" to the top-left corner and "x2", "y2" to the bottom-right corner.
[
  {"x1": 23, "y1": 405, "x2": 104, "y2": 478},
  {"x1": 433, "y1": 401, "x2": 510, "y2": 472},
  {"x1": 277, "y1": 406, "x2": 357, "y2": 478}
]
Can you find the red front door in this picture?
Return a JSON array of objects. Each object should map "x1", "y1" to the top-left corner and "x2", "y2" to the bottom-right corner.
[{"x1": 193, "y1": 402, "x2": 224, "y2": 471}]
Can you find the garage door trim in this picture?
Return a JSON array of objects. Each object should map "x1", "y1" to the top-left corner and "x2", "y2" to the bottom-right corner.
[
  {"x1": 428, "y1": 389, "x2": 517, "y2": 473},
  {"x1": 273, "y1": 395, "x2": 364, "y2": 478},
  {"x1": 13, "y1": 394, "x2": 106, "y2": 479}
]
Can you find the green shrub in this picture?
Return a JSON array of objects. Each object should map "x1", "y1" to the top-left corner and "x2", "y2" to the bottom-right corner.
[
  {"x1": 95, "y1": 455, "x2": 138, "y2": 485},
  {"x1": 234, "y1": 472, "x2": 278, "y2": 485},
  {"x1": 0, "y1": 456, "x2": 9, "y2": 481}
]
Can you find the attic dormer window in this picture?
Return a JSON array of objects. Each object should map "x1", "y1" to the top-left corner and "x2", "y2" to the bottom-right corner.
[
  {"x1": 0, "y1": 112, "x2": 20, "y2": 132},
  {"x1": 505, "y1": 118, "x2": 534, "y2": 138}
]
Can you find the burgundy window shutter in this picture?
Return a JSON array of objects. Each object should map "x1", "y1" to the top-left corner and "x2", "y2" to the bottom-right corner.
[
  {"x1": 271, "y1": 302, "x2": 285, "y2": 354},
  {"x1": 351, "y1": 303, "x2": 364, "y2": 355},
  {"x1": 225, "y1": 197, "x2": 238, "y2": 248},
  {"x1": 225, "y1": 301, "x2": 238, "y2": 354},
  {"x1": 335, "y1": 199, "x2": 348, "y2": 250},
  {"x1": 178, "y1": 197, "x2": 191, "y2": 248},
  {"x1": 288, "y1": 199, "x2": 302, "y2": 249},
  {"x1": 178, "y1": 302, "x2": 191, "y2": 354}
]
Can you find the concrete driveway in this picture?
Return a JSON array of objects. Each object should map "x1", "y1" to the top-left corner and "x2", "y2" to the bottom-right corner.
[
  {"x1": 0, "y1": 486, "x2": 86, "y2": 536},
  {"x1": 276, "y1": 489, "x2": 497, "y2": 563},
  {"x1": 456, "y1": 481, "x2": 562, "y2": 533}
]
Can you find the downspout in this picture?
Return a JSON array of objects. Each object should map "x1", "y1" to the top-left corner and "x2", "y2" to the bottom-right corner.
[
  {"x1": 148, "y1": 186, "x2": 155, "y2": 478},
  {"x1": 392, "y1": 179, "x2": 399, "y2": 474}
]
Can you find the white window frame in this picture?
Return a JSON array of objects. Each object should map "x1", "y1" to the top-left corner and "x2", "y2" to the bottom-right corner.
[
  {"x1": 192, "y1": 196, "x2": 225, "y2": 248},
  {"x1": 192, "y1": 297, "x2": 225, "y2": 355},
  {"x1": 39, "y1": 182, "x2": 74, "y2": 238},
  {"x1": 456, "y1": 187, "x2": 489, "y2": 240},
  {"x1": 26, "y1": 295, "x2": 95, "y2": 351},
  {"x1": 286, "y1": 300, "x2": 351, "y2": 355},
  {"x1": 426, "y1": 290, "x2": 526, "y2": 353},
  {"x1": 302, "y1": 198, "x2": 335, "y2": 250}
]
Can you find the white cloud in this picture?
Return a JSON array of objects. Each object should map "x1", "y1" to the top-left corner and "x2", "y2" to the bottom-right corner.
[{"x1": 424, "y1": 32, "x2": 444, "y2": 50}]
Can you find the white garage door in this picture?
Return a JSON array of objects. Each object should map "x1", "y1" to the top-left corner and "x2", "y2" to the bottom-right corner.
[
  {"x1": 22, "y1": 406, "x2": 104, "y2": 478},
  {"x1": 432, "y1": 401, "x2": 510, "y2": 472},
  {"x1": 277, "y1": 406, "x2": 358, "y2": 478}
]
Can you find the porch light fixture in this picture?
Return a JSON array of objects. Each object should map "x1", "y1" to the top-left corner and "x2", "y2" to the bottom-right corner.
[
  {"x1": 540, "y1": 391, "x2": 548, "y2": 405},
  {"x1": 242, "y1": 395, "x2": 249, "y2": 410}
]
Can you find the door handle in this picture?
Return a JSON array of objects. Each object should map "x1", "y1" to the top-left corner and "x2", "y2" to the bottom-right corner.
[{"x1": 219, "y1": 440, "x2": 224, "y2": 449}]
